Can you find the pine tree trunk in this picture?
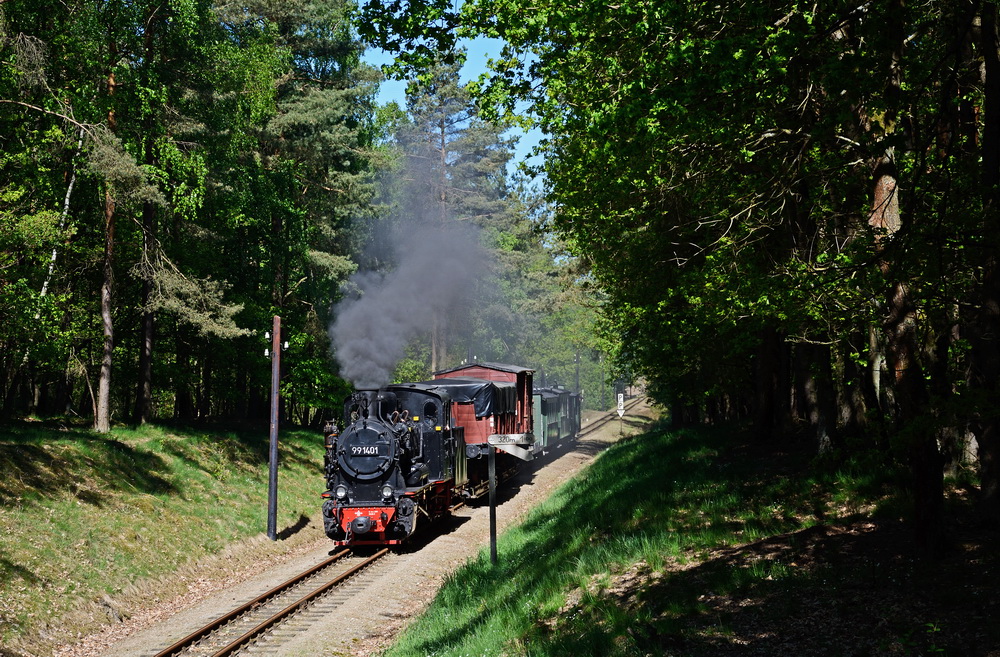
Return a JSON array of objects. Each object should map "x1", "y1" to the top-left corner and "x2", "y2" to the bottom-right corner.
[
  {"x1": 864, "y1": 0, "x2": 944, "y2": 554},
  {"x1": 972, "y1": 0, "x2": 1000, "y2": 524},
  {"x1": 132, "y1": 9, "x2": 161, "y2": 426},
  {"x1": 753, "y1": 325, "x2": 783, "y2": 442},
  {"x1": 872, "y1": 142, "x2": 942, "y2": 554},
  {"x1": 95, "y1": 187, "x2": 115, "y2": 433},
  {"x1": 134, "y1": 197, "x2": 155, "y2": 425},
  {"x1": 838, "y1": 334, "x2": 872, "y2": 439},
  {"x1": 198, "y1": 348, "x2": 212, "y2": 419},
  {"x1": 884, "y1": 277, "x2": 941, "y2": 551},
  {"x1": 95, "y1": 67, "x2": 118, "y2": 434},
  {"x1": 795, "y1": 341, "x2": 838, "y2": 452},
  {"x1": 174, "y1": 330, "x2": 194, "y2": 420},
  {"x1": 431, "y1": 318, "x2": 441, "y2": 373},
  {"x1": 873, "y1": 153, "x2": 943, "y2": 552}
]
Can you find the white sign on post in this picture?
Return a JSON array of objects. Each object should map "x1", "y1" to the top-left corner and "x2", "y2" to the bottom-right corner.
[
  {"x1": 487, "y1": 433, "x2": 534, "y2": 462},
  {"x1": 617, "y1": 393, "x2": 625, "y2": 418}
]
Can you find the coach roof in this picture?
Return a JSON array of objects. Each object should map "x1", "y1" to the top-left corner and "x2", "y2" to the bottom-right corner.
[
  {"x1": 389, "y1": 377, "x2": 517, "y2": 417},
  {"x1": 433, "y1": 362, "x2": 535, "y2": 376}
]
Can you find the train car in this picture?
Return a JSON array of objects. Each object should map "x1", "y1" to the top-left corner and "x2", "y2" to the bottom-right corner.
[
  {"x1": 566, "y1": 389, "x2": 582, "y2": 437},
  {"x1": 433, "y1": 362, "x2": 534, "y2": 496},
  {"x1": 321, "y1": 364, "x2": 534, "y2": 547},
  {"x1": 532, "y1": 385, "x2": 583, "y2": 454}
]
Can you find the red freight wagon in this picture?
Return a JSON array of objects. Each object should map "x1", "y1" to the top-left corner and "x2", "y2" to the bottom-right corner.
[{"x1": 433, "y1": 362, "x2": 535, "y2": 496}]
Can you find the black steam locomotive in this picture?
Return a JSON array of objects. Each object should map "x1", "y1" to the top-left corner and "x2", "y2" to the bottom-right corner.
[{"x1": 321, "y1": 385, "x2": 455, "y2": 546}]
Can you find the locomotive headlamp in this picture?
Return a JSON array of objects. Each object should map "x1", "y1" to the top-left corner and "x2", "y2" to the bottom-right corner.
[
  {"x1": 381, "y1": 485, "x2": 394, "y2": 500},
  {"x1": 335, "y1": 485, "x2": 348, "y2": 500}
]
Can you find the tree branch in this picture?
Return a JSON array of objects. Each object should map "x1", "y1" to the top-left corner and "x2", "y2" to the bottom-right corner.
[{"x1": 0, "y1": 99, "x2": 98, "y2": 133}]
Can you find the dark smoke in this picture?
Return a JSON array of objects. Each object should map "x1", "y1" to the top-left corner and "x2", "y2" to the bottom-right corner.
[{"x1": 330, "y1": 222, "x2": 483, "y2": 388}]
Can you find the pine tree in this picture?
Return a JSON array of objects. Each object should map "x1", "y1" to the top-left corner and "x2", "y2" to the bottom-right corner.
[{"x1": 395, "y1": 54, "x2": 515, "y2": 370}]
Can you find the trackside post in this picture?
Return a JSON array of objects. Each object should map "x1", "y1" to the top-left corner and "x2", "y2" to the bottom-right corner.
[
  {"x1": 487, "y1": 433, "x2": 535, "y2": 564},
  {"x1": 267, "y1": 315, "x2": 281, "y2": 541},
  {"x1": 488, "y1": 446, "x2": 497, "y2": 564}
]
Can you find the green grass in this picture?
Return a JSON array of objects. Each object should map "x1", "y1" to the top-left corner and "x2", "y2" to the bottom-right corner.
[
  {"x1": 380, "y1": 424, "x2": 974, "y2": 657},
  {"x1": 0, "y1": 420, "x2": 324, "y2": 654}
]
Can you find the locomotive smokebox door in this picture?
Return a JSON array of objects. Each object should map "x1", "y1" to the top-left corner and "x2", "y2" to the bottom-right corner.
[{"x1": 338, "y1": 425, "x2": 397, "y2": 480}]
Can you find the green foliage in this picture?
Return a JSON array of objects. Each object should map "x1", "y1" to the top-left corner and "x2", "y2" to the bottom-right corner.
[
  {"x1": 0, "y1": 0, "x2": 379, "y2": 425},
  {"x1": 392, "y1": 357, "x2": 431, "y2": 384},
  {"x1": 314, "y1": 44, "x2": 605, "y2": 400},
  {"x1": 354, "y1": 0, "x2": 1000, "y2": 452},
  {"x1": 281, "y1": 324, "x2": 353, "y2": 416}
]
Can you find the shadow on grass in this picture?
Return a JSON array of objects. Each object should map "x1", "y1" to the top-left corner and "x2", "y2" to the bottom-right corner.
[
  {"x1": 0, "y1": 435, "x2": 175, "y2": 506},
  {"x1": 529, "y1": 519, "x2": 1000, "y2": 657},
  {"x1": 0, "y1": 422, "x2": 322, "y2": 507},
  {"x1": 0, "y1": 557, "x2": 41, "y2": 586},
  {"x1": 277, "y1": 513, "x2": 311, "y2": 540},
  {"x1": 389, "y1": 425, "x2": 999, "y2": 657}
]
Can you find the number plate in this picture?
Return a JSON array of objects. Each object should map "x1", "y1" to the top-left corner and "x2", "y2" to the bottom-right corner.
[{"x1": 350, "y1": 444, "x2": 387, "y2": 456}]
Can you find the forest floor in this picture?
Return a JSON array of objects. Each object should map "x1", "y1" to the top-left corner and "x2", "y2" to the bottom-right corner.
[
  {"x1": 595, "y1": 463, "x2": 1000, "y2": 656},
  {"x1": 375, "y1": 424, "x2": 1000, "y2": 657},
  {"x1": 558, "y1": 451, "x2": 1000, "y2": 656}
]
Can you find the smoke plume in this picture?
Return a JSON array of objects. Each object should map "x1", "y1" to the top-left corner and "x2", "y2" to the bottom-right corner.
[{"x1": 330, "y1": 222, "x2": 483, "y2": 388}]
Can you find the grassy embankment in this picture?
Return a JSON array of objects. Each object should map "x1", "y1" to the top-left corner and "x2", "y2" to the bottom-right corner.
[
  {"x1": 0, "y1": 420, "x2": 325, "y2": 656},
  {"x1": 384, "y1": 423, "x2": 997, "y2": 657}
]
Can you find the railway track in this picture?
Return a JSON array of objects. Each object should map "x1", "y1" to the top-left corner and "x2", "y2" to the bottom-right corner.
[
  {"x1": 151, "y1": 548, "x2": 388, "y2": 657},
  {"x1": 576, "y1": 395, "x2": 645, "y2": 439}
]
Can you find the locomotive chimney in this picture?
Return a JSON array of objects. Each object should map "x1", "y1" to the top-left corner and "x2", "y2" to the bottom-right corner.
[{"x1": 352, "y1": 389, "x2": 379, "y2": 419}]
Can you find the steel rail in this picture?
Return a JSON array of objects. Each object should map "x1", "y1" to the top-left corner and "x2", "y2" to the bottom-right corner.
[
  {"x1": 151, "y1": 548, "x2": 353, "y2": 657},
  {"x1": 577, "y1": 396, "x2": 644, "y2": 439},
  {"x1": 208, "y1": 548, "x2": 389, "y2": 657}
]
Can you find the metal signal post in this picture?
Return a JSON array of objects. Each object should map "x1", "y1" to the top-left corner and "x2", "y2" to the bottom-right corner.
[
  {"x1": 617, "y1": 392, "x2": 625, "y2": 433},
  {"x1": 488, "y1": 446, "x2": 497, "y2": 564},
  {"x1": 267, "y1": 315, "x2": 281, "y2": 541}
]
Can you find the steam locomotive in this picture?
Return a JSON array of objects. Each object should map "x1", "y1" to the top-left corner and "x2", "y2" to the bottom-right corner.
[{"x1": 321, "y1": 363, "x2": 578, "y2": 548}]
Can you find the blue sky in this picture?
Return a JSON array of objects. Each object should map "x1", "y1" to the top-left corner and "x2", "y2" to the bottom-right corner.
[{"x1": 362, "y1": 39, "x2": 544, "y2": 176}]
